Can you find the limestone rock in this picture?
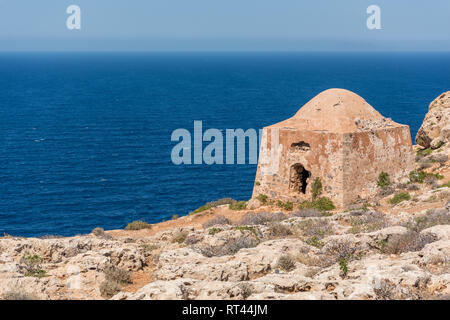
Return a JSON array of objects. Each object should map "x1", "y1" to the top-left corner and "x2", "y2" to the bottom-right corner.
[{"x1": 416, "y1": 91, "x2": 450, "y2": 149}]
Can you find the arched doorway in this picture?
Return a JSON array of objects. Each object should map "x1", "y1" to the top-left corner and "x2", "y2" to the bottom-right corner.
[{"x1": 289, "y1": 163, "x2": 310, "y2": 194}]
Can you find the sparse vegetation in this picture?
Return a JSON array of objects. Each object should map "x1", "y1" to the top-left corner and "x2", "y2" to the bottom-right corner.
[
  {"x1": 268, "y1": 222, "x2": 293, "y2": 237},
  {"x1": 100, "y1": 280, "x2": 122, "y2": 298},
  {"x1": 20, "y1": 252, "x2": 47, "y2": 278},
  {"x1": 298, "y1": 197, "x2": 335, "y2": 211},
  {"x1": 404, "y1": 209, "x2": 450, "y2": 232},
  {"x1": 256, "y1": 194, "x2": 268, "y2": 204},
  {"x1": 172, "y1": 214, "x2": 179, "y2": 220},
  {"x1": 409, "y1": 170, "x2": 444, "y2": 184},
  {"x1": 389, "y1": 192, "x2": 411, "y2": 205},
  {"x1": 238, "y1": 283, "x2": 254, "y2": 299},
  {"x1": 3, "y1": 290, "x2": 39, "y2": 300},
  {"x1": 171, "y1": 230, "x2": 189, "y2": 243},
  {"x1": 229, "y1": 201, "x2": 247, "y2": 211},
  {"x1": 238, "y1": 211, "x2": 286, "y2": 225},
  {"x1": 104, "y1": 265, "x2": 131, "y2": 285},
  {"x1": 298, "y1": 219, "x2": 332, "y2": 245},
  {"x1": 277, "y1": 200, "x2": 293, "y2": 211},
  {"x1": 277, "y1": 254, "x2": 296, "y2": 271},
  {"x1": 208, "y1": 227, "x2": 222, "y2": 235},
  {"x1": 125, "y1": 220, "x2": 152, "y2": 231},
  {"x1": 91, "y1": 227, "x2": 111, "y2": 239},
  {"x1": 377, "y1": 171, "x2": 390, "y2": 188},
  {"x1": 191, "y1": 198, "x2": 235, "y2": 214},
  {"x1": 349, "y1": 211, "x2": 388, "y2": 234},
  {"x1": 311, "y1": 177, "x2": 323, "y2": 200},
  {"x1": 200, "y1": 236, "x2": 259, "y2": 257},
  {"x1": 202, "y1": 215, "x2": 231, "y2": 228},
  {"x1": 441, "y1": 181, "x2": 450, "y2": 188},
  {"x1": 385, "y1": 231, "x2": 437, "y2": 254},
  {"x1": 305, "y1": 235, "x2": 324, "y2": 248},
  {"x1": 292, "y1": 208, "x2": 330, "y2": 217}
]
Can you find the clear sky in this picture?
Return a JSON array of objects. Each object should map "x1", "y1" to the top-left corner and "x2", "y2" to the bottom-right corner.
[{"x1": 0, "y1": 0, "x2": 449, "y2": 51}]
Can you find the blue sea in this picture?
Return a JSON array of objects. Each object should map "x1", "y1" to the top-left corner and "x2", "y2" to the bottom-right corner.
[{"x1": 1, "y1": 52, "x2": 449, "y2": 237}]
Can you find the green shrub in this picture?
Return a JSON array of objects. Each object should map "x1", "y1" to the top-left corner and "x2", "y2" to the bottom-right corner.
[
  {"x1": 20, "y1": 252, "x2": 47, "y2": 278},
  {"x1": 229, "y1": 201, "x2": 247, "y2": 211},
  {"x1": 208, "y1": 228, "x2": 222, "y2": 235},
  {"x1": 172, "y1": 214, "x2": 179, "y2": 220},
  {"x1": 125, "y1": 220, "x2": 152, "y2": 230},
  {"x1": 299, "y1": 197, "x2": 335, "y2": 211},
  {"x1": 255, "y1": 181, "x2": 260, "y2": 186},
  {"x1": 305, "y1": 235, "x2": 324, "y2": 248},
  {"x1": 277, "y1": 201, "x2": 293, "y2": 211},
  {"x1": 389, "y1": 192, "x2": 411, "y2": 205},
  {"x1": 256, "y1": 194, "x2": 268, "y2": 204},
  {"x1": 377, "y1": 171, "x2": 390, "y2": 188},
  {"x1": 191, "y1": 198, "x2": 235, "y2": 214},
  {"x1": 311, "y1": 177, "x2": 323, "y2": 200},
  {"x1": 441, "y1": 181, "x2": 450, "y2": 188},
  {"x1": 410, "y1": 170, "x2": 443, "y2": 184}
]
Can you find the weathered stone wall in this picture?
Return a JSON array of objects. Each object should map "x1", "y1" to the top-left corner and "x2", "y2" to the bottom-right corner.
[
  {"x1": 252, "y1": 127, "x2": 345, "y2": 205},
  {"x1": 342, "y1": 125, "x2": 414, "y2": 206}
]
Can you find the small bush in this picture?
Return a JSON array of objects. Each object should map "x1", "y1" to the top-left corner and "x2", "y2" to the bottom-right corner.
[
  {"x1": 323, "y1": 240, "x2": 356, "y2": 272},
  {"x1": 104, "y1": 266, "x2": 131, "y2": 285},
  {"x1": 277, "y1": 201, "x2": 293, "y2": 211},
  {"x1": 125, "y1": 220, "x2": 152, "y2": 231},
  {"x1": 305, "y1": 235, "x2": 324, "y2": 248},
  {"x1": 349, "y1": 211, "x2": 388, "y2": 234},
  {"x1": 208, "y1": 228, "x2": 222, "y2": 235},
  {"x1": 20, "y1": 252, "x2": 47, "y2": 278},
  {"x1": 277, "y1": 254, "x2": 296, "y2": 271},
  {"x1": 229, "y1": 201, "x2": 247, "y2": 211},
  {"x1": 171, "y1": 230, "x2": 189, "y2": 244},
  {"x1": 238, "y1": 283, "x2": 254, "y2": 299},
  {"x1": 298, "y1": 197, "x2": 335, "y2": 211},
  {"x1": 298, "y1": 219, "x2": 332, "y2": 241},
  {"x1": 292, "y1": 208, "x2": 325, "y2": 217},
  {"x1": 172, "y1": 214, "x2": 179, "y2": 220},
  {"x1": 311, "y1": 177, "x2": 323, "y2": 200},
  {"x1": 389, "y1": 192, "x2": 411, "y2": 205},
  {"x1": 256, "y1": 194, "x2": 268, "y2": 204},
  {"x1": 202, "y1": 215, "x2": 231, "y2": 228},
  {"x1": 377, "y1": 172, "x2": 390, "y2": 188},
  {"x1": 100, "y1": 280, "x2": 121, "y2": 299},
  {"x1": 191, "y1": 198, "x2": 235, "y2": 214},
  {"x1": 91, "y1": 227, "x2": 112, "y2": 239},
  {"x1": 385, "y1": 231, "x2": 437, "y2": 254},
  {"x1": 404, "y1": 209, "x2": 450, "y2": 232},
  {"x1": 200, "y1": 236, "x2": 259, "y2": 257},
  {"x1": 410, "y1": 170, "x2": 443, "y2": 184},
  {"x1": 441, "y1": 181, "x2": 450, "y2": 188},
  {"x1": 238, "y1": 211, "x2": 286, "y2": 225},
  {"x1": 268, "y1": 222, "x2": 293, "y2": 237},
  {"x1": 3, "y1": 291, "x2": 38, "y2": 300},
  {"x1": 184, "y1": 235, "x2": 202, "y2": 245}
]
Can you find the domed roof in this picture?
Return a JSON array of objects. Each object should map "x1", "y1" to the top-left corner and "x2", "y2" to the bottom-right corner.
[{"x1": 269, "y1": 89, "x2": 395, "y2": 132}]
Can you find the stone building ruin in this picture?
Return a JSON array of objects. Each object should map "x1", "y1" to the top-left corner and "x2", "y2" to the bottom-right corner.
[{"x1": 252, "y1": 88, "x2": 414, "y2": 208}]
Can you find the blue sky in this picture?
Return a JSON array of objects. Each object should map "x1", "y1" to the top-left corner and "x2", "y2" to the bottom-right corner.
[{"x1": 0, "y1": 0, "x2": 449, "y2": 51}]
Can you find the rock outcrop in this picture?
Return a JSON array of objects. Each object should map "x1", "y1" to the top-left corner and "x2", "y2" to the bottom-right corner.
[{"x1": 416, "y1": 92, "x2": 450, "y2": 149}]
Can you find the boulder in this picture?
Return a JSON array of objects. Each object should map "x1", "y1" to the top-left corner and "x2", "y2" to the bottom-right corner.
[{"x1": 416, "y1": 92, "x2": 450, "y2": 149}]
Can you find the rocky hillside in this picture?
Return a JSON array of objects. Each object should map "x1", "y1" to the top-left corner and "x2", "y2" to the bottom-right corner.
[{"x1": 0, "y1": 93, "x2": 449, "y2": 300}]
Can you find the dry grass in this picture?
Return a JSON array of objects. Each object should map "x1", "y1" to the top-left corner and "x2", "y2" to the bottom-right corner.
[
  {"x1": 202, "y1": 215, "x2": 231, "y2": 228},
  {"x1": 385, "y1": 231, "x2": 437, "y2": 254},
  {"x1": 238, "y1": 211, "x2": 287, "y2": 225},
  {"x1": 277, "y1": 254, "x2": 296, "y2": 271},
  {"x1": 125, "y1": 220, "x2": 152, "y2": 231}
]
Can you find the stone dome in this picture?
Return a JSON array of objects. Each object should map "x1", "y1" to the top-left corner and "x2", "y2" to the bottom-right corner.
[{"x1": 270, "y1": 89, "x2": 393, "y2": 133}]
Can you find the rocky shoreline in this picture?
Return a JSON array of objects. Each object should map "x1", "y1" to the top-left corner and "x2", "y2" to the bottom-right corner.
[{"x1": 0, "y1": 92, "x2": 449, "y2": 300}]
